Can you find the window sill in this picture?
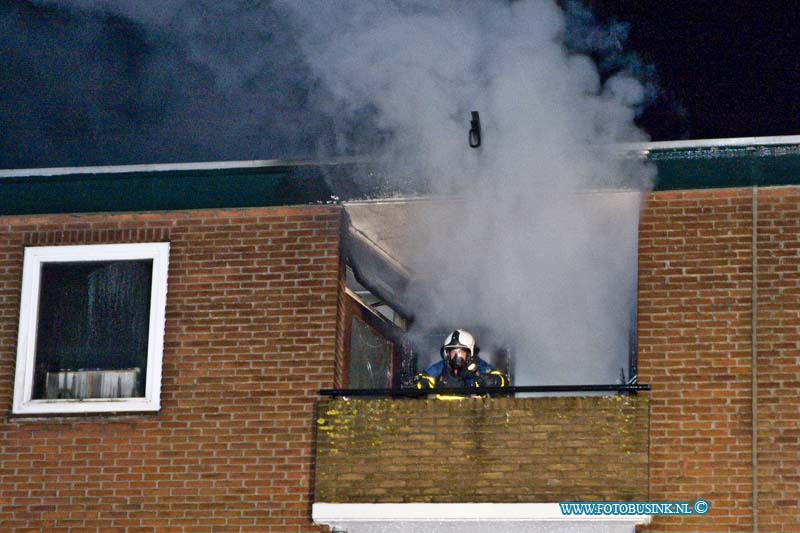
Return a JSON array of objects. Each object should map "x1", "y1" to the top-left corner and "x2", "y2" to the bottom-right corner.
[{"x1": 12, "y1": 397, "x2": 161, "y2": 416}]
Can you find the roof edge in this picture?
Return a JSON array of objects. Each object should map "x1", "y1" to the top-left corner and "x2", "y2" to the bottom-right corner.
[
  {"x1": 619, "y1": 134, "x2": 800, "y2": 156},
  {"x1": 0, "y1": 155, "x2": 366, "y2": 179},
  {"x1": 5, "y1": 134, "x2": 800, "y2": 178}
]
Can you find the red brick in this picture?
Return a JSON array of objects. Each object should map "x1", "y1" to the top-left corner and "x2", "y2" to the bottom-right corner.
[{"x1": 0, "y1": 206, "x2": 341, "y2": 533}]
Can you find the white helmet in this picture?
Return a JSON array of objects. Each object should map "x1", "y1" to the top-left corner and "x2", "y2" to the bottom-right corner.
[{"x1": 441, "y1": 329, "x2": 476, "y2": 358}]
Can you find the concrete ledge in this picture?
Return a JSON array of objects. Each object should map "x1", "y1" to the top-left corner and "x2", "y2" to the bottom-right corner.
[{"x1": 313, "y1": 503, "x2": 651, "y2": 533}]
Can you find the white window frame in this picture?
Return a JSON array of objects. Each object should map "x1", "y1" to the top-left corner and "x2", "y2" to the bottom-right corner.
[{"x1": 13, "y1": 242, "x2": 170, "y2": 415}]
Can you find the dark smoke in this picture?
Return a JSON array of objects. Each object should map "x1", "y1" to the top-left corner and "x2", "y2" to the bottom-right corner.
[
  {"x1": 1, "y1": 0, "x2": 334, "y2": 168},
  {"x1": 2, "y1": 0, "x2": 655, "y2": 169}
]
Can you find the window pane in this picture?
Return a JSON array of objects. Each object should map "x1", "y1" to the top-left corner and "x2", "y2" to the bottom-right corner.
[
  {"x1": 32, "y1": 260, "x2": 153, "y2": 399},
  {"x1": 348, "y1": 317, "x2": 392, "y2": 389}
]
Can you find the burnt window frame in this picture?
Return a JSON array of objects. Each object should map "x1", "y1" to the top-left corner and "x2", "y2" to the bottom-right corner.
[
  {"x1": 342, "y1": 288, "x2": 407, "y2": 389},
  {"x1": 12, "y1": 242, "x2": 170, "y2": 415}
]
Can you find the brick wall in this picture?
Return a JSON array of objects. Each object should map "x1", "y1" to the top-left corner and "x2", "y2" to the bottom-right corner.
[
  {"x1": 638, "y1": 186, "x2": 800, "y2": 532},
  {"x1": 2, "y1": 185, "x2": 798, "y2": 532},
  {"x1": 639, "y1": 188, "x2": 755, "y2": 532},
  {"x1": 0, "y1": 205, "x2": 344, "y2": 532},
  {"x1": 314, "y1": 396, "x2": 649, "y2": 503},
  {"x1": 333, "y1": 231, "x2": 348, "y2": 390},
  {"x1": 754, "y1": 187, "x2": 800, "y2": 532}
]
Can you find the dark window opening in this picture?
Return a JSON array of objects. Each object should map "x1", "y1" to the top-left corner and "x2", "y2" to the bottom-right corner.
[{"x1": 33, "y1": 259, "x2": 153, "y2": 400}]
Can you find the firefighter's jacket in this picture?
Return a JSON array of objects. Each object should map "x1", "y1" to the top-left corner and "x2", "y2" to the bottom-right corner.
[{"x1": 415, "y1": 357, "x2": 508, "y2": 391}]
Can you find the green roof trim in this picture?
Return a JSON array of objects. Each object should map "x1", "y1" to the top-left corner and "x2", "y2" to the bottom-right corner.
[
  {"x1": 2, "y1": 138, "x2": 800, "y2": 217},
  {"x1": 648, "y1": 143, "x2": 800, "y2": 191},
  {"x1": 0, "y1": 165, "x2": 336, "y2": 216}
]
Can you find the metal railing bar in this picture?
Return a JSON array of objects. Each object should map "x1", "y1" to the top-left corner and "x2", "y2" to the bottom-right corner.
[{"x1": 319, "y1": 384, "x2": 651, "y2": 397}]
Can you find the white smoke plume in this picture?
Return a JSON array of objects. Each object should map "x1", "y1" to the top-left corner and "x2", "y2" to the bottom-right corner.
[
  {"x1": 276, "y1": 0, "x2": 654, "y2": 384},
  {"x1": 22, "y1": 0, "x2": 654, "y2": 385}
]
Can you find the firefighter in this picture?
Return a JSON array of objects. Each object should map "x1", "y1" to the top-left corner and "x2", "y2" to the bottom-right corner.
[{"x1": 415, "y1": 329, "x2": 508, "y2": 391}]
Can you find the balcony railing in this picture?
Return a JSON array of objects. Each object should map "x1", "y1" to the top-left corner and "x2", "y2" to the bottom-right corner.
[{"x1": 320, "y1": 383, "x2": 650, "y2": 397}]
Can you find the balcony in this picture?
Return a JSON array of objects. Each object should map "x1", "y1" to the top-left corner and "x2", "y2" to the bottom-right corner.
[{"x1": 313, "y1": 393, "x2": 650, "y2": 532}]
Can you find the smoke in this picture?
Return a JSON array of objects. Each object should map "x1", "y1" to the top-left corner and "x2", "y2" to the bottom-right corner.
[
  {"x1": 2, "y1": 0, "x2": 332, "y2": 167},
  {"x1": 276, "y1": 0, "x2": 654, "y2": 384},
  {"x1": 7, "y1": 0, "x2": 655, "y2": 384}
]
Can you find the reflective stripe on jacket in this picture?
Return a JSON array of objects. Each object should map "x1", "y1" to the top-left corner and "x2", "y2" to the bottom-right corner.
[{"x1": 415, "y1": 358, "x2": 508, "y2": 390}]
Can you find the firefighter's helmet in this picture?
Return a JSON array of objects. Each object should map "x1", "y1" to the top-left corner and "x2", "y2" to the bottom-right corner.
[
  {"x1": 441, "y1": 329, "x2": 475, "y2": 356},
  {"x1": 440, "y1": 329, "x2": 478, "y2": 372}
]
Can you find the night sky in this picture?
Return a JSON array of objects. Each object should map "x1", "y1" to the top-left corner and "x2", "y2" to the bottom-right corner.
[
  {"x1": 2, "y1": 0, "x2": 800, "y2": 169},
  {"x1": 590, "y1": 0, "x2": 800, "y2": 141}
]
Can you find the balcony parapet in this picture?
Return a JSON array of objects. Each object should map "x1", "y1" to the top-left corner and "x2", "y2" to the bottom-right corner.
[{"x1": 314, "y1": 395, "x2": 649, "y2": 504}]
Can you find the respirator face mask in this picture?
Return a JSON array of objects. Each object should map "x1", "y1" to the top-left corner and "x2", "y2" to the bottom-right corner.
[{"x1": 447, "y1": 347, "x2": 468, "y2": 371}]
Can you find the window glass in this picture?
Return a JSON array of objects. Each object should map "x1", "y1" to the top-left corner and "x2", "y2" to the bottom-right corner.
[
  {"x1": 33, "y1": 260, "x2": 153, "y2": 400},
  {"x1": 348, "y1": 317, "x2": 393, "y2": 389}
]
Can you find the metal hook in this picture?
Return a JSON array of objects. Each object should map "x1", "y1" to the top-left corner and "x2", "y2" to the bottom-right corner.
[{"x1": 469, "y1": 111, "x2": 481, "y2": 148}]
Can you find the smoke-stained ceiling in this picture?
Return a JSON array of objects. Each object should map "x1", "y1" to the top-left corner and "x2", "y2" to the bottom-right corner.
[{"x1": 345, "y1": 198, "x2": 460, "y2": 276}]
